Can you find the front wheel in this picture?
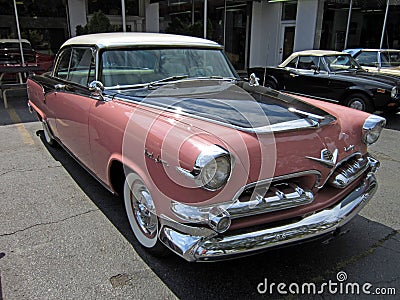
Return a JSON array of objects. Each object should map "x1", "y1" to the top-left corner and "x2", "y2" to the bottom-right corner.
[
  {"x1": 123, "y1": 173, "x2": 167, "y2": 256},
  {"x1": 346, "y1": 93, "x2": 374, "y2": 113},
  {"x1": 264, "y1": 79, "x2": 277, "y2": 90}
]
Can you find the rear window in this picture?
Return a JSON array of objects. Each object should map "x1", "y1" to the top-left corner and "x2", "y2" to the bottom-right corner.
[{"x1": 0, "y1": 42, "x2": 32, "y2": 50}]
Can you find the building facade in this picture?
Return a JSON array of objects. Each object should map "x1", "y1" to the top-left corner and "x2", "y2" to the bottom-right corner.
[{"x1": 0, "y1": 0, "x2": 399, "y2": 71}]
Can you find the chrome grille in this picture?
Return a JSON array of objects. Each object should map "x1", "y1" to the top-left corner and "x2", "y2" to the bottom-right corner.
[
  {"x1": 228, "y1": 181, "x2": 314, "y2": 219},
  {"x1": 328, "y1": 155, "x2": 370, "y2": 188}
]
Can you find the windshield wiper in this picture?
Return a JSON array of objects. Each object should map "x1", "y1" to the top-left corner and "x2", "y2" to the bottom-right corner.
[
  {"x1": 147, "y1": 75, "x2": 189, "y2": 87},
  {"x1": 196, "y1": 75, "x2": 238, "y2": 82}
]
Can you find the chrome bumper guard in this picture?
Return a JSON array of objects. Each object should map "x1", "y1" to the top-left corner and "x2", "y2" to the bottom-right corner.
[{"x1": 159, "y1": 172, "x2": 378, "y2": 262}]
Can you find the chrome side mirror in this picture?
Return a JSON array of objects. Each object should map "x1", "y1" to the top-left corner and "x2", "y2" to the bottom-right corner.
[
  {"x1": 249, "y1": 73, "x2": 260, "y2": 86},
  {"x1": 88, "y1": 80, "x2": 105, "y2": 100}
]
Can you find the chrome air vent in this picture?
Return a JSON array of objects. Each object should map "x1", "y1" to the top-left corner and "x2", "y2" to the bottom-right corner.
[
  {"x1": 328, "y1": 154, "x2": 379, "y2": 189},
  {"x1": 229, "y1": 181, "x2": 314, "y2": 218},
  {"x1": 226, "y1": 172, "x2": 320, "y2": 219}
]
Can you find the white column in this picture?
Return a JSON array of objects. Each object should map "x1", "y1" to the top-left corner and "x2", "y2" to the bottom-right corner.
[
  {"x1": 67, "y1": 0, "x2": 87, "y2": 37},
  {"x1": 145, "y1": 2, "x2": 159, "y2": 32},
  {"x1": 249, "y1": 1, "x2": 281, "y2": 67},
  {"x1": 293, "y1": 0, "x2": 319, "y2": 52},
  {"x1": 121, "y1": 0, "x2": 126, "y2": 32}
]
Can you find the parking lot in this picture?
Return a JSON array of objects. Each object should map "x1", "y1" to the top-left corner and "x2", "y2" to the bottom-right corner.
[{"x1": 0, "y1": 92, "x2": 399, "y2": 299}]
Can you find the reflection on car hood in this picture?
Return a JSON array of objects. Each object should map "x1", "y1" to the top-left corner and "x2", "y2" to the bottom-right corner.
[
  {"x1": 111, "y1": 79, "x2": 335, "y2": 131},
  {"x1": 333, "y1": 70, "x2": 400, "y2": 86}
]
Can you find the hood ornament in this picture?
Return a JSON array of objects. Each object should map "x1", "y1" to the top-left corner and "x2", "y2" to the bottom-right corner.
[{"x1": 306, "y1": 148, "x2": 338, "y2": 168}]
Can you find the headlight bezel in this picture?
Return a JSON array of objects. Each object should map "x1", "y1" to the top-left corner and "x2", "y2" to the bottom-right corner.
[
  {"x1": 193, "y1": 145, "x2": 233, "y2": 191},
  {"x1": 391, "y1": 86, "x2": 398, "y2": 98},
  {"x1": 176, "y1": 144, "x2": 234, "y2": 191},
  {"x1": 362, "y1": 115, "x2": 386, "y2": 146}
]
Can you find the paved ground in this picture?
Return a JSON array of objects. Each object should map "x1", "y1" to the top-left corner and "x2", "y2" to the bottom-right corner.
[{"x1": 0, "y1": 92, "x2": 399, "y2": 299}]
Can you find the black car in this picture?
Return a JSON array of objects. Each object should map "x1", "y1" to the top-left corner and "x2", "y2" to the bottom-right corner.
[
  {"x1": 0, "y1": 38, "x2": 37, "y2": 65},
  {"x1": 248, "y1": 50, "x2": 400, "y2": 112}
]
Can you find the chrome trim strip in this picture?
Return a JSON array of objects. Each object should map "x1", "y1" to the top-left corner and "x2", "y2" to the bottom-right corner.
[
  {"x1": 170, "y1": 171, "x2": 321, "y2": 231},
  {"x1": 284, "y1": 91, "x2": 340, "y2": 103},
  {"x1": 232, "y1": 170, "x2": 321, "y2": 199},
  {"x1": 160, "y1": 173, "x2": 377, "y2": 262}
]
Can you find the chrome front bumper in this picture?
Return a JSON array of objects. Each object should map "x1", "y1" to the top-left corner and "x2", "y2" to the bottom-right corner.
[{"x1": 159, "y1": 172, "x2": 378, "y2": 262}]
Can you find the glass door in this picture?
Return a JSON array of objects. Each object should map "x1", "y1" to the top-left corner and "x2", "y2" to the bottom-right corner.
[{"x1": 279, "y1": 24, "x2": 295, "y2": 63}]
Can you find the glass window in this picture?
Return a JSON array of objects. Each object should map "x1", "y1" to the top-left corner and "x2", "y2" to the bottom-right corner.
[
  {"x1": 68, "y1": 48, "x2": 95, "y2": 85},
  {"x1": 355, "y1": 51, "x2": 378, "y2": 67},
  {"x1": 54, "y1": 48, "x2": 72, "y2": 80},
  {"x1": 381, "y1": 51, "x2": 400, "y2": 67},
  {"x1": 87, "y1": 0, "x2": 139, "y2": 16},
  {"x1": 297, "y1": 56, "x2": 320, "y2": 70},
  {"x1": 282, "y1": 1, "x2": 297, "y2": 21},
  {"x1": 100, "y1": 48, "x2": 236, "y2": 87},
  {"x1": 320, "y1": 0, "x2": 399, "y2": 50},
  {"x1": 286, "y1": 57, "x2": 297, "y2": 68},
  {"x1": 324, "y1": 55, "x2": 361, "y2": 71},
  {"x1": 158, "y1": 0, "x2": 251, "y2": 71}
]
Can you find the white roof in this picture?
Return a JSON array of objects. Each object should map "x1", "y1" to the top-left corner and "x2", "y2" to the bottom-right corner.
[
  {"x1": 358, "y1": 49, "x2": 400, "y2": 52},
  {"x1": 61, "y1": 32, "x2": 221, "y2": 49},
  {"x1": 0, "y1": 38, "x2": 31, "y2": 44},
  {"x1": 292, "y1": 50, "x2": 346, "y2": 56},
  {"x1": 280, "y1": 50, "x2": 348, "y2": 67}
]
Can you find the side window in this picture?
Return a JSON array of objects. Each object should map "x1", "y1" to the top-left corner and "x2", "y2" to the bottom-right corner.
[
  {"x1": 286, "y1": 57, "x2": 297, "y2": 68},
  {"x1": 355, "y1": 52, "x2": 377, "y2": 67},
  {"x1": 54, "y1": 48, "x2": 72, "y2": 79},
  {"x1": 297, "y1": 56, "x2": 315, "y2": 70},
  {"x1": 69, "y1": 48, "x2": 95, "y2": 86}
]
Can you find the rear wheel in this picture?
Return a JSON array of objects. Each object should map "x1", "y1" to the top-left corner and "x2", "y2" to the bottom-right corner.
[
  {"x1": 346, "y1": 93, "x2": 374, "y2": 113},
  {"x1": 123, "y1": 172, "x2": 167, "y2": 256}
]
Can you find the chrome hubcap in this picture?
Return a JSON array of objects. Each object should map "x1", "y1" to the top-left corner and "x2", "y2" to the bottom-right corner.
[
  {"x1": 349, "y1": 100, "x2": 364, "y2": 111},
  {"x1": 130, "y1": 183, "x2": 157, "y2": 238}
]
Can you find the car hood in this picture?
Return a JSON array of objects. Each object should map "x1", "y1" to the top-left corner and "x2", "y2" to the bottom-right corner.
[
  {"x1": 111, "y1": 79, "x2": 335, "y2": 132},
  {"x1": 332, "y1": 70, "x2": 400, "y2": 86},
  {"x1": 108, "y1": 80, "x2": 367, "y2": 205}
]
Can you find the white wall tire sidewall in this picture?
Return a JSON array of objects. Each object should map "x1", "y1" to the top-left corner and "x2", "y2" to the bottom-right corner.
[{"x1": 124, "y1": 173, "x2": 158, "y2": 248}]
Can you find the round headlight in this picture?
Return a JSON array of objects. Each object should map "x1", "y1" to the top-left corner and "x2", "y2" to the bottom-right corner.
[
  {"x1": 200, "y1": 154, "x2": 231, "y2": 191},
  {"x1": 391, "y1": 86, "x2": 398, "y2": 98},
  {"x1": 362, "y1": 115, "x2": 386, "y2": 146}
]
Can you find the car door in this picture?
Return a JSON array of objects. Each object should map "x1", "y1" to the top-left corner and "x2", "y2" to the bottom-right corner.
[
  {"x1": 283, "y1": 56, "x2": 330, "y2": 98},
  {"x1": 44, "y1": 47, "x2": 96, "y2": 170}
]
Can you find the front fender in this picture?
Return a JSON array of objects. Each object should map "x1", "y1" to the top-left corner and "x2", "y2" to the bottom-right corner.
[{"x1": 346, "y1": 85, "x2": 374, "y2": 98}]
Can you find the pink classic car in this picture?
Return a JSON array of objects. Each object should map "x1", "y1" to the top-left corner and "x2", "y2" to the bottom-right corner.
[{"x1": 27, "y1": 33, "x2": 385, "y2": 262}]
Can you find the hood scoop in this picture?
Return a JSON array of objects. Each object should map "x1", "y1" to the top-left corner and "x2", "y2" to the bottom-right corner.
[{"x1": 116, "y1": 79, "x2": 335, "y2": 133}]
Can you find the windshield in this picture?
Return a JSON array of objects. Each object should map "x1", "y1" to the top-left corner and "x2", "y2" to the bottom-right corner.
[
  {"x1": 381, "y1": 51, "x2": 400, "y2": 67},
  {"x1": 324, "y1": 55, "x2": 361, "y2": 72},
  {"x1": 100, "y1": 48, "x2": 237, "y2": 88}
]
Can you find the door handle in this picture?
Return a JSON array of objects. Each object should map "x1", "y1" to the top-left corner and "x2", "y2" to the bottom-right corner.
[
  {"x1": 54, "y1": 84, "x2": 66, "y2": 90},
  {"x1": 290, "y1": 73, "x2": 299, "y2": 77}
]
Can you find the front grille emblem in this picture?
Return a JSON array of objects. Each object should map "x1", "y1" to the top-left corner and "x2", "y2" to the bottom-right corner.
[{"x1": 306, "y1": 148, "x2": 338, "y2": 168}]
